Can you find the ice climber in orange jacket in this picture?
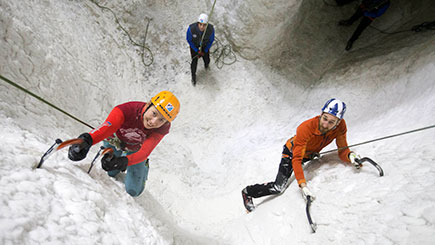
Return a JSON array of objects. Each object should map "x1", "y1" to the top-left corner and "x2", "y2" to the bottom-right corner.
[{"x1": 242, "y1": 98, "x2": 361, "y2": 212}]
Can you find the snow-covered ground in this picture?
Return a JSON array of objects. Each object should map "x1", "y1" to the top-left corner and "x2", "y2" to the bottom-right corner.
[{"x1": 1, "y1": 0, "x2": 434, "y2": 244}]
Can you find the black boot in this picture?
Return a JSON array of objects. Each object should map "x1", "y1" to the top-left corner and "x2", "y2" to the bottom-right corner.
[
  {"x1": 191, "y1": 74, "x2": 196, "y2": 86},
  {"x1": 345, "y1": 40, "x2": 354, "y2": 51},
  {"x1": 242, "y1": 188, "x2": 255, "y2": 212}
]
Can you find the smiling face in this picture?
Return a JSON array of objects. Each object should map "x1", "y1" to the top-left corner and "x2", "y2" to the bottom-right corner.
[
  {"x1": 318, "y1": 113, "x2": 340, "y2": 134},
  {"x1": 142, "y1": 105, "x2": 167, "y2": 129}
]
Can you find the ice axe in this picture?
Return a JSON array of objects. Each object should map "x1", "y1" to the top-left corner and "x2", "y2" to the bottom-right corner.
[
  {"x1": 355, "y1": 157, "x2": 384, "y2": 177},
  {"x1": 36, "y1": 138, "x2": 84, "y2": 169},
  {"x1": 87, "y1": 146, "x2": 114, "y2": 174}
]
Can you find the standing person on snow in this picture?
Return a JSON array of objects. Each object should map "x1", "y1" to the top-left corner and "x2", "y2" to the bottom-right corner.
[
  {"x1": 338, "y1": 0, "x2": 390, "y2": 50},
  {"x1": 68, "y1": 91, "x2": 180, "y2": 197},
  {"x1": 241, "y1": 99, "x2": 362, "y2": 212},
  {"x1": 186, "y1": 13, "x2": 215, "y2": 86}
]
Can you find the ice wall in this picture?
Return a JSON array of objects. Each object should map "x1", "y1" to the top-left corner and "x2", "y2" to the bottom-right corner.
[
  {"x1": 215, "y1": 0, "x2": 435, "y2": 81},
  {"x1": 1, "y1": 0, "x2": 434, "y2": 127},
  {"x1": 1, "y1": 0, "x2": 434, "y2": 244}
]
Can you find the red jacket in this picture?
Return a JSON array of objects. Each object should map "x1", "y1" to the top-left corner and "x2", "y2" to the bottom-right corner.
[
  {"x1": 89, "y1": 101, "x2": 170, "y2": 166},
  {"x1": 285, "y1": 115, "x2": 351, "y2": 185}
]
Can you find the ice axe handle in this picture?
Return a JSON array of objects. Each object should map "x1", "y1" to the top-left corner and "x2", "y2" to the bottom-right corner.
[
  {"x1": 355, "y1": 157, "x2": 384, "y2": 177},
  {"x1": 87, "y1": 147, "x2": 114, "y2": 174},
  {"x1": 306, "y1": 195, "x2": 317, "y2": 233},
  {"x1": 36, "y1": 139, "x2": 63, "y2": 168}
]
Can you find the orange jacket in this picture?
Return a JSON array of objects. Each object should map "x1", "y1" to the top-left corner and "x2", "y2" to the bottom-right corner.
[{"x1": 285, "y1": 115, "x2": 351, "y2": 186}]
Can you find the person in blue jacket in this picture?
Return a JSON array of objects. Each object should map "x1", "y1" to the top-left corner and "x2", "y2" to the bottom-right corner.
[
  {"x1": 339, "y1": 0, "x2": 390, "y2": 50},
  {"x1": 186, "y1": 13, "x2": 215, "y2": 86}
]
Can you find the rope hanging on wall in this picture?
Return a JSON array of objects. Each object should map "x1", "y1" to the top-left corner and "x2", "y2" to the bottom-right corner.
[
  {"x1": 89, "y1": 0, "x2": 154, "y2": 67},
  {"x1": 0, "y1": 75, "x2": 94, "y2": 129}
]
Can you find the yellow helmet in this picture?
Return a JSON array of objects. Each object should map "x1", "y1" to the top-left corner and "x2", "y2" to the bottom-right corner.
[{"x1": 151, "y1": 91, "x2": 180, "y2": 122}]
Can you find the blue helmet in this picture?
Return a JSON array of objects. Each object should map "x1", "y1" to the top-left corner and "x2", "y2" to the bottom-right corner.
[{"x1": 322, "y1": 98, "x2": 346, "y2": 119}]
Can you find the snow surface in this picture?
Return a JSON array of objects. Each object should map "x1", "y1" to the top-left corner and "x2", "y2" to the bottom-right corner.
[{"x1": 1, "y1": 0, "x2": 435, "y2": 244}]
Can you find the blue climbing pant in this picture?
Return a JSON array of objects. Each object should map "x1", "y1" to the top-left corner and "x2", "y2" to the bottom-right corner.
[{"x1": 103, "y1": 141, "x2": 149, "y2": 197}]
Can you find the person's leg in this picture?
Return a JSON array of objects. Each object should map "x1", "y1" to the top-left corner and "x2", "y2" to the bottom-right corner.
[
  {"x1": 339, "y1": 6, "x2": 363, "y2": 26},
  {"x1": 349, "y1": 16, "x2": 373, "y2": 42},
  {"x1": 190, "y1": 48, "x2": 198, "y2": 83},
  {"x1": 245, "y1": 155, "x2": 293, "y2": 198},
  {"x1": 242, "y1": 145, "x2": 293, "y2": 211},
  {"x1": 203, "y1": 51, "x2": 210, "y2": 69},
  {"x1": 348, "y1": 7, "x2": 364, "y2": 24},
  {"x1": 346, "y1": 16, "x2": 373, "y2": 50},
  {"x1": 124, "y1": 159, "x2": 150, "y2": 197}
]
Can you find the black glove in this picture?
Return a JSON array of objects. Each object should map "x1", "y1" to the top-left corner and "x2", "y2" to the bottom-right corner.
[
  {"x1": 68, "y1": 133, "x2": 93, "y2": 161},
  {"x1": 101, "y1": 154, "x2": 128, "y2": 172}
]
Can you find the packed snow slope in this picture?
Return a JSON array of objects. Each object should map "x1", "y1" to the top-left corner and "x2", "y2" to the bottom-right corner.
[{"x1": 1, "y1": 0, "x2": 434, "y2": 244}]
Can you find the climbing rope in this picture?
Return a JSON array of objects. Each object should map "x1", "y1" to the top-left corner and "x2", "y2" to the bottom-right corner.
[
  {"x1": 89, "y1": 0, "x2": 154, "y2": 67},
  {"x1": 2, "y1": 73, "x2": 434, "y2": 151},
  {"x1": 321, "y1": 124, "x2": 435, "y2": 155},
  {"x1": 0, "y1": 75, "x2": 94, "y2": 129},
  {"x1": 411, "y1": 21, "x2": 435, "y2": 32},
  {"x1": 188, "y1": 35, "x2": 237, "y2": 69},
  {"x1": 210, "y1": 37, "x2": 237, "y2": 69},
  {"x1": 199, "y1": 0, "x2": 217, "y2": 48},
  {"x1": 370, "y1": 21, "x2": 435, "y2": 35}
]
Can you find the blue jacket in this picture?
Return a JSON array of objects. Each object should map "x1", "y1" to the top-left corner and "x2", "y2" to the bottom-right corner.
[
  {"x1": 362, "y1": 0, "x2": 390, "y2": 18},
  {"x1": 186, "y1": 23, "x2": 215, "y2": 53}
]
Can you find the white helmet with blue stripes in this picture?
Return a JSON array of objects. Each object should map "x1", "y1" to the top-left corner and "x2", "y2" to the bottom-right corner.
[
  {"x1": 322, "y1": 98, "x2": 346, "y2": 119},
  {"x1": 198, "y1": 13, "x2": 208, "y2": 24}
]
